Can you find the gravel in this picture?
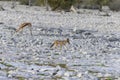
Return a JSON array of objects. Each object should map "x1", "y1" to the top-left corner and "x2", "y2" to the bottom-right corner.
[{"x1": 0, "y1": 1, "x2": 120, "y2": 80}]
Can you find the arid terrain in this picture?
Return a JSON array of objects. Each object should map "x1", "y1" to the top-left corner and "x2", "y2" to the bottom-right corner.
[{"x1": 0, "y1": 1, "x2": 120, "y2": 80}]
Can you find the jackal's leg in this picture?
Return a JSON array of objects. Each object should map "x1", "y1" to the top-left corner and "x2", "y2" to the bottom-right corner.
[
  {"x1": 63, "y1": 45, "x2": 67, "y2": 50},
  {"x1": 54, "y1": 44, "x2": 58, "y2": 49},
  {"x1": 59, "y1": 45, "x2": 63, "y2": 50}
]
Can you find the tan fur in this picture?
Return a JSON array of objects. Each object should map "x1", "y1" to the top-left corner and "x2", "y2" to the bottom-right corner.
[
  {"x1": 16, "y1": 22, "x2": 31, "y2": 32},
  {"x1": 16, "y1": 22, "x2": 32, "y2": 35},
  {"x1": 50, "y1": 38, "x2": 70, "y2": 49}
]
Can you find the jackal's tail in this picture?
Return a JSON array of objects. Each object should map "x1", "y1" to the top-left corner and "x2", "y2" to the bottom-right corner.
[{"x1": 50, "y1": 43, "x2": 54, "y2": 48}]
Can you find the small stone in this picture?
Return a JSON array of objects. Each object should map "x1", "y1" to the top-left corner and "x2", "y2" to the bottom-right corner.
[
  {"x1": 85, "y1": 71, "x2": 88, "y2": 74},
  {"x1": 82, "y1": 51, "x2": 87, "y2": 55},
  {"x1": 116, "y1": 77, "x2": 120, "y2": 80},
  {"x1": 97, "y1": 73, "x2": 103, "y2": 77},
  {"x1": 64, "y1": 72, "x2": 70, "y2": 77},
  {"x1": 55, "y1": 71, "x2": 64, "y2": 77},
  {"x1": 104, "y1": 73, "x2": 112, "y2": 77},
  {"x1": 62, "y1": 57, "x2": 67, "y2": 61},
  {"x1": 31, "y1": 68, "x2": 34, "y2": 70},
  {"x1": 7, "y1": 74, "x2": 13, "y2": 78},
  {"x1": 77, "y1": 73, "x2": 82, "y2": 78},
  {"x1": 36, "y1": 70, "x2": 39, "y2": 72},
  {"x1": 0, "y1": 52, "x2": 2, "y2": 54}
]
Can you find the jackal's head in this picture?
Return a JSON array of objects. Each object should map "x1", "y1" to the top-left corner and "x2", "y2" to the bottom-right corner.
[{"x1": 66, "y1": 38, "x2": 70, "y2": 44}]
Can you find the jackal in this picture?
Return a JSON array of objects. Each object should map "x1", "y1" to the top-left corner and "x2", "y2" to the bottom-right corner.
[
  {"x1": 16, "y1": 22, "x2": 32, "y2": 35},
  {"x1": 50, "y1": 38, "x2": 70, "y2": 49}
]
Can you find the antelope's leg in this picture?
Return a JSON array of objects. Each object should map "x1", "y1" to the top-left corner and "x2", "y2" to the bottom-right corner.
[
  {"x1": 29, "y1": 26, "x2": 33, "y2": 36},
  {"x1": 20, "y1": 28, "x2": 23, "y2": 34}
]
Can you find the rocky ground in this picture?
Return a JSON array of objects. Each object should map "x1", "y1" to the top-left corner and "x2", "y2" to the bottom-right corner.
[{"x1": 0, "y1": 1, "x2": 120, "y2": 80}]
